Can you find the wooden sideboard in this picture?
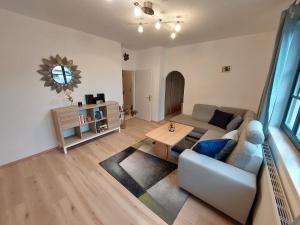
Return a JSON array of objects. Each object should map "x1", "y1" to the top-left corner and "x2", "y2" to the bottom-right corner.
[{"x1": 52, "y1": 101, "x2": 120, "y2": 154}]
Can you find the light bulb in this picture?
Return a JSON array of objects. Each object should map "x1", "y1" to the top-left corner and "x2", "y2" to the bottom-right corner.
[
  {"x1": 175, "y1": 22, "x2": 181, "y2": 32},
  {"x1": 138, "y1": 24, "x2": 144, "y2": 33},
  {"x1": 171, "y1": 32, "x2": 176, "y2": 39},
  {"x1": 134, "y1": 6, "x2": 142, "y2": 17},
  {"x1": 155, "y1": 20, "x2": 161, "y2": 30}
]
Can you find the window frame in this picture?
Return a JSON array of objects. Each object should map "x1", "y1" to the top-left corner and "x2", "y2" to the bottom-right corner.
[{"x1": 281, "y1": 62, "x2": 300, "y2": 151}]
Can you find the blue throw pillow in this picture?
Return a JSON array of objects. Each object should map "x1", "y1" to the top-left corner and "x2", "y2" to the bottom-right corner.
[{"x1": 193, "y1": 139, "x2": 236, "y2": 160}]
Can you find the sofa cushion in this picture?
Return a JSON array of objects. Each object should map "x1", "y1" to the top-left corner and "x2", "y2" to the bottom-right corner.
[
  {"x1": 193, "y1": 139, "x2": 236, "y2": 161},
  {"x1": 214, "y1": 140, "x2": 237, "y2": 161},
  {"x1": 226, "y1": 115, "x2": 243, "y2": 131},
  {"x1": 246, "y1": 120, "x2": 265, "y2": 144},
  {"x1": 208, "y1": 110, "x2": 234, "y2": 129},
  {"x1": 191, "y1": 129, "x2": 225, "y2": 149},
  {"x1": 229, "y1": 141, "x2": 263, "y2": 175},
  {"x1": 226, "y1": 122, "x2": 264, "y2": 175},
  {"x1": 200, "y1": 130, "x2": 225, "y2": 141},
  {"x1": 192, "y1": 104, "x2": 218, "y2": 122},
  {"x1": 172, "y1": 114, "x2": 226, "y2": 133},
  {"x1": 219, "y1": 106, "x2": 246, "y2": 117},
  {"x1": 222, "y1": 130, "x2": 239, "y2": 141}
]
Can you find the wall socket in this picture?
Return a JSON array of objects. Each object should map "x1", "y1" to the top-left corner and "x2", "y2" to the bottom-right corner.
[{"x1": 222, "y1": 66, "x2": 231, "y2": 72}]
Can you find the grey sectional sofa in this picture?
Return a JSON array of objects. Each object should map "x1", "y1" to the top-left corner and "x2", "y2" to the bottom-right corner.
[{"x1": 172, "y1": 104, "x2": 264, "y2": 224}]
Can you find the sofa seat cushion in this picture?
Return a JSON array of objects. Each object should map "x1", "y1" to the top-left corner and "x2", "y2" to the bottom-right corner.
[
  {"x1": 172, "y1": 114, "x2": 226, "y2": 133},
  {"x1": 200, "y1": 130, "x2": 225, "y2": 141}
]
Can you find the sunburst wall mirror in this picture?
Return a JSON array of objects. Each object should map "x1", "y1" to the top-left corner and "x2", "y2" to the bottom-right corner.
[{"x1": 37, "y1": 55, "x2": 82, "y2": 93}]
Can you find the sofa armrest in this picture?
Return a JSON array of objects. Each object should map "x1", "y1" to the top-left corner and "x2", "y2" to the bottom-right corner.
[{"x1": 178, "y1": 150, "x2": 257, "y2": 224}]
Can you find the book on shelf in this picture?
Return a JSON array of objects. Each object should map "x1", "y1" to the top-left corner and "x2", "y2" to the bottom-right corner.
[{"x1": 79, "y1": 115, "x2": 85, "y2": 125}]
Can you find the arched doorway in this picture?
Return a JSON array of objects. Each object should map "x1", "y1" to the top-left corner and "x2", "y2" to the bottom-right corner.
[{"x1": 165, "y1": 71, "x2": 185, "y2": 119}]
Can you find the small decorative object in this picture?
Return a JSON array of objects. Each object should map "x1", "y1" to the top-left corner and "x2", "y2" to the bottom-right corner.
[
  {"x1": 97, "y1": 93, "x2": 105, "y2": 103},
  {"x1": 95, "y1": 111, "x2": 102, "y2": 120},
  {"x1": 86, "y1": 116, "x2": 92, "y2": 122},
  {"x1": 130, "y1": 105, "x2": 138, "y2": 117},
  {"x1": 123, "y1": 53, "x2": 129, "y2": 61},
  {"x1": 168, "y1": 121, "x2": 176, "y2": 132},
  {"x1": 78, "y1": 101, "x2": 83, "y2": 107},
  {"x1": 119, "y1": 105, "x2": 126, "y2": 129},
  {"x1": 64, "y1": 90, "x2": 74, "y2": 105},
  {"x1": 37, "y1": 54, "x2": 82, "y2": 93},
  {"x1": 85, "y1": 94, "x2": 96, "y2": 104},
  {"x1": 222, "y1": 66, "x2": 231, "y2": 72},
  {"x1": 79, "y1": 115, "x2": 85, "y2": 124}
]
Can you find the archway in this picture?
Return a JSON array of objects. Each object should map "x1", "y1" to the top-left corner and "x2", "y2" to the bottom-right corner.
[{"x1": 165, "y1": 71, "x2": 185, "y2": 118}]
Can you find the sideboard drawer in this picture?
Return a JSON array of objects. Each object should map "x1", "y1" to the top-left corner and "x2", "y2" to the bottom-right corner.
[
  {"x1": 58, "y1": 109, "x2": 79, "y2": 129},
  {"x1": 59, "y1": 111, "x2": 79, "y2": 121},
  {"x1": 60, "y1": 117, "x2": 80, "y2": 129}
]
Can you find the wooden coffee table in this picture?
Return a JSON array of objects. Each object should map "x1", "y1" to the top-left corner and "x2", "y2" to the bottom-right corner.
[{"x1": 146, "y1": 123, "x2": 193, "y2": 160}]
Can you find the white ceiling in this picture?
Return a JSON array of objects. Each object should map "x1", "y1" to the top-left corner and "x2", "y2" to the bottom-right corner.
[{"x1": 0, "y1": 0, "x2": 293, "y2": 49}]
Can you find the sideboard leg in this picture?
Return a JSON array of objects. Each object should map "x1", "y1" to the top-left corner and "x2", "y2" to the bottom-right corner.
[{"x1": 63, "y1": 147, "x2": 67, "y2": 155}]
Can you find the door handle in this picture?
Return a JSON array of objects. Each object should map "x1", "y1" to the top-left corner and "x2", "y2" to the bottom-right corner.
[{"x1": 147, "y1": 95, "x2": 151, "y2": 101}]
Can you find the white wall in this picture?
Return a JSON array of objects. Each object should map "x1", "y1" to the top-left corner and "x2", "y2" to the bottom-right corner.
[
  {"x1": 132, "y1": 32, "x2": 275, "y2": 122},
  {"x1": 122, "y1": 48, "x2": 136, "y2": 71},
  {"x1": 163, "y1": 32, "x2": 276, "y2": 115},
  {"x1": 0, "y1": 9, "x2": 123, "y2": 166}
]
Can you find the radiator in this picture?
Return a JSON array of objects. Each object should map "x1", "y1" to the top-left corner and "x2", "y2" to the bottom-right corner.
[{"x1": 262, "y1": 143, "x2": 293, "y2": 225}]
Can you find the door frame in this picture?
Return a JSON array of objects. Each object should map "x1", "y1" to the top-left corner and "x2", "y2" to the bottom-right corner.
[{"x1": 164, "y1": 71, "x2": 185, "y2": 117}]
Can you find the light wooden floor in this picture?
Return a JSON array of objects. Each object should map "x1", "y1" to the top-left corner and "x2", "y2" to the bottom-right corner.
[{"x1": 0, "y1": 118, "x2": 237, "y2": 225}]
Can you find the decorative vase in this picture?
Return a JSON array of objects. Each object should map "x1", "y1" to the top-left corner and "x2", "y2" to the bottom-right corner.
[{"x1": 168, "y1": 121, "x2": 176, "y2": 132}]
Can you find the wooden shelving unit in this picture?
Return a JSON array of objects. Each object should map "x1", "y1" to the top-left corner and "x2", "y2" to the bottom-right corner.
[{"x1": 52, "y1": 101, "x2": 120, "y2": 154}]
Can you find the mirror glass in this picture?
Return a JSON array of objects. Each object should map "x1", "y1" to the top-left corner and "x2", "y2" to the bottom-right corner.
[{"x1": 52, "y1": 65, "x2": 73, "y2": 84}]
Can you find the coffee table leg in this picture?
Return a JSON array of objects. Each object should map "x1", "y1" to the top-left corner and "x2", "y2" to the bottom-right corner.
[{"x1": 154, "y1": 142, "x2": 169, "y2": 160}]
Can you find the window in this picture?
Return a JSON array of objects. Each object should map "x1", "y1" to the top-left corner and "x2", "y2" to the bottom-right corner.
[{"x1": 282, "y1": 66, "x2": 300, "y2": 150}]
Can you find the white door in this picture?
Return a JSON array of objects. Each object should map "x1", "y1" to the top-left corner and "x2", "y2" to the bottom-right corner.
[{"x1": 135, "y1": 70, "x2": 152, "y2": 121}]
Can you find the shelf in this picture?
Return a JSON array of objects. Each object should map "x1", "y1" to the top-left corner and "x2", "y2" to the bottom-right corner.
[
  {"x1": 81, "y1": 131, "x2": 96, "y2": 139},
  {"x1": 64, "y1": 135, "x2": 81, "y2": 146},
  {"x1": 80, "y1": 120, "x2": 94, "y2": 125},
  {"x1": 64, "y1": 127, "x2": 119, "y2": 148},
  {"x1": 96, "y1": 117, "x2": 107, "y2": 122},
  {"x1": 80, "y1": 117, "x2": 107, "y2": 126}
]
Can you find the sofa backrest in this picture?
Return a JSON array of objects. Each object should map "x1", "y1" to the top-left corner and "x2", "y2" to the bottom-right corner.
[
  {"x1": 226, "y1": 120, "x2": 264, "y2": 175},
  {"x1": 192, "y1": 104, "x2": 218, "y2": 122},
  {"x1": 192, "y1": 104, "x2": 256, "y2": 129},
  {"x1": 219, "y1": 106, "x2": 247, "y2": 117}
]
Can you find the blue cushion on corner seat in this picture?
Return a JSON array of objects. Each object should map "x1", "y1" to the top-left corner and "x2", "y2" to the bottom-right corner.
[{"x1": 193, "y1": 139, "x2": 237, "y2": 160}]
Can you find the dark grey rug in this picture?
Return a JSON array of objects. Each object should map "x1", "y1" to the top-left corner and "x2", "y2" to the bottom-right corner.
[{"x1": 99, "y1": 139, "x2": 189, "y2": 224}]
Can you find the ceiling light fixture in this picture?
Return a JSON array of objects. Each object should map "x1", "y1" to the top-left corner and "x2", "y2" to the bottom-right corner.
[
  {"x1": 171, "y1": 32, "x2": 176, "y2": 39},
  {"x1": 155, "y1": 19, "x2": 161, "y2": 30},
  {"x1": 134, "y1": 2, "x2": 142, "y2": 17},
  {"x1": 132, "y1": 2, "x2": 184, "y2": 38},
  {"x1": 142, "y1": 1, "x2": 154, "y2": 15},
  {"x1": 175, "y1": 21, "x2": 181, "y2": 32},
  {"x1": 138, "y1": 23, "x2": 144, "y2": 33}
]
